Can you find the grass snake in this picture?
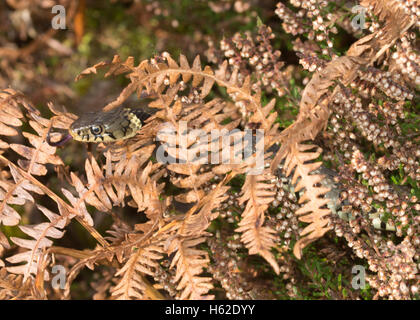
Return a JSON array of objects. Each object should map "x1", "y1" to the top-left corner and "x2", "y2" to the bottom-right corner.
[{"x1": 47, "y1": 107, "x2": 150, "y2": 145}]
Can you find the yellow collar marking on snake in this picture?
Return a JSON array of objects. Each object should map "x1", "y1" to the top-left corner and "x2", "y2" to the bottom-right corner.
[{"x1": 69, "y1": 107, "x2": 144, "y2": 143}]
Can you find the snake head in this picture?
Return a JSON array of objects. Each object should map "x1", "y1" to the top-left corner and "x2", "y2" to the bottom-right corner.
[
  {"x1": 69, "y1": 107, "x2": 147, "y2": 143},
  {"x1": 69, "y1": 118, "x2": 108, "y2": 142}
]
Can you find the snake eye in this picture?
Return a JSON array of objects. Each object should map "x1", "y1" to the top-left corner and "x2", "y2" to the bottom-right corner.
[{"x1": 90, "y1": 126, "x2": 103, "y2": 135}]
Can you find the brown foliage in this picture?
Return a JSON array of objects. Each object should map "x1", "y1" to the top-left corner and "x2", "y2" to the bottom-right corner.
[{"x1": 0, "y1": 0, "x2": 418, "y2": 300}]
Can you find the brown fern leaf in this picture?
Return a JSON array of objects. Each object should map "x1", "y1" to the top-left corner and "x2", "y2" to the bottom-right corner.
[
  {"x1": 111, "y1": 244, "x2": 164, "y2": 300},
  {"x1": 70, "y1": 151, "x2": 164, "y2": 220},
  {"x1": 126, "y1": 160, "x2": 166, "y2": 221},
  {"x1": 0, "y1": 89, "x2": 64, "y2": 176},
  {"x1": 47, "y1": 102, "x2": 78, "y2": 130},
  {"x1": 179, "y1": 177, "x2": 231, "y2": 236},
  {"x1": 148, "y1": 84, "x2": 184, "y2": 123},
  {"x1": 298, "y1": 56, "x2": 362, "y2": 117},
  {"x1": 63, "y1": 246, "x2": 117, "y2": 299},
  {"x1": 277, "y1": 142, "x2": 332, "y2": 259},
  {"x1": 155, "y1": 98, "x2": 242, "y2": 202},
  {"x1": 61, "y1": 232, "x2": 168, "y2": 300},
  {"x1": 236, "y1": 166, "x2": 279, "y2": 274},
  {"x1": 361, "y1": 0, "x2": 417, "y2": 32},
  {"x1": 348, "y1": 1, "x2": 415, "y2": 61},
  {"x1": 271, "y1": 101, "x2": 330, "y2": 172},
  {"x1": 75, "y1": 55, "x2": 135, "y2": 81},
  {"x1": 0, "y1": 267, "x2": 33, "y2": 299},
  {"x1": 0, "y1": 89, "x2": 39, "y2": 150},
  {"x1": 0, "y1": 164, "x2": 44, "y2": 227},
  {"x1": 164, "y1": 176, "x2": 232, "y2": 299},
  {"x1": 0, "y1": 155, "x2": 102, "y2": 275},
  {"x1": 11, "y1": 110, "x2": 64, "y2": 176},
  {"x1": 272, "y1": 54, "x2": 364, "y2": 175},
  {"x1": 61, "y1": 187, "x2": 94, "y2": 227},
  {"x1": 168, "y1": 236, "x2": 213, "y2": 299},
  {"x1": 0, "y1": 230, "x2": 9, "y2": 267},
  {"x1": 248, "y1": 98, "x2": 279, "y2": 148},
  {"x1": 70, "y1": 157, "x2": 113, "y2": 213},
  {"x1": 98, "y1": 53, "x2": 274, "y2": 131},
  {"x1": 104, "y1": 221, "x2": 133, "y2": 247},
  {"x1": 6, "y1": 204, "x2": 69, "y2": 280},
  {"x1": 74, "y1": 55, "x2": 140, "y2": 112}
]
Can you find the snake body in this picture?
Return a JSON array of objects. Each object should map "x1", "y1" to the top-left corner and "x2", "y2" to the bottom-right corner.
[{"x1": 69, "y1": 107, "x2": 149, "y2": 143}]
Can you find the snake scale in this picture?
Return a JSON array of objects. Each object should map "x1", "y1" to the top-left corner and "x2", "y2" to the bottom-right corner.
[
  {"x1": 68, "y1": 107, "x2": 150, "y2": 143},
  {"x1": 47, "y1": 106, "x2": 396, "y2": 232}
]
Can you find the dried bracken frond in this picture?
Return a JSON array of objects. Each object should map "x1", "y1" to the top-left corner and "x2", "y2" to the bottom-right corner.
[
  {"x1": 168, "y1": 236, "x2": 214, "y2": 300},
  {"x1": 95, "y1": 53, "x2": 274, "y2": 132},
  {"x1": 0, "y1": 0, "x2": 418, "y2": 301},
  {"x1": 6, "y1": 204, "x2": 68, "y2": 280},
  {"x1": 275, "y1": 143, "x2": 332, "y2": 259},
  {"x1": 0, "y1": 89, "x2": 64, "y2": 175},
  {"x1": 0, "y1": 267, "x2": 33, "y2": 299},
  {"x1": 111, "y1": 244, "x2": 164, "y2": 300},
  {"x1": 70, "y1": 153, "x2": 164, "y2": 215},
  {"x1": 236, "y1": 167, "x2": 279, "y2": 273}
]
